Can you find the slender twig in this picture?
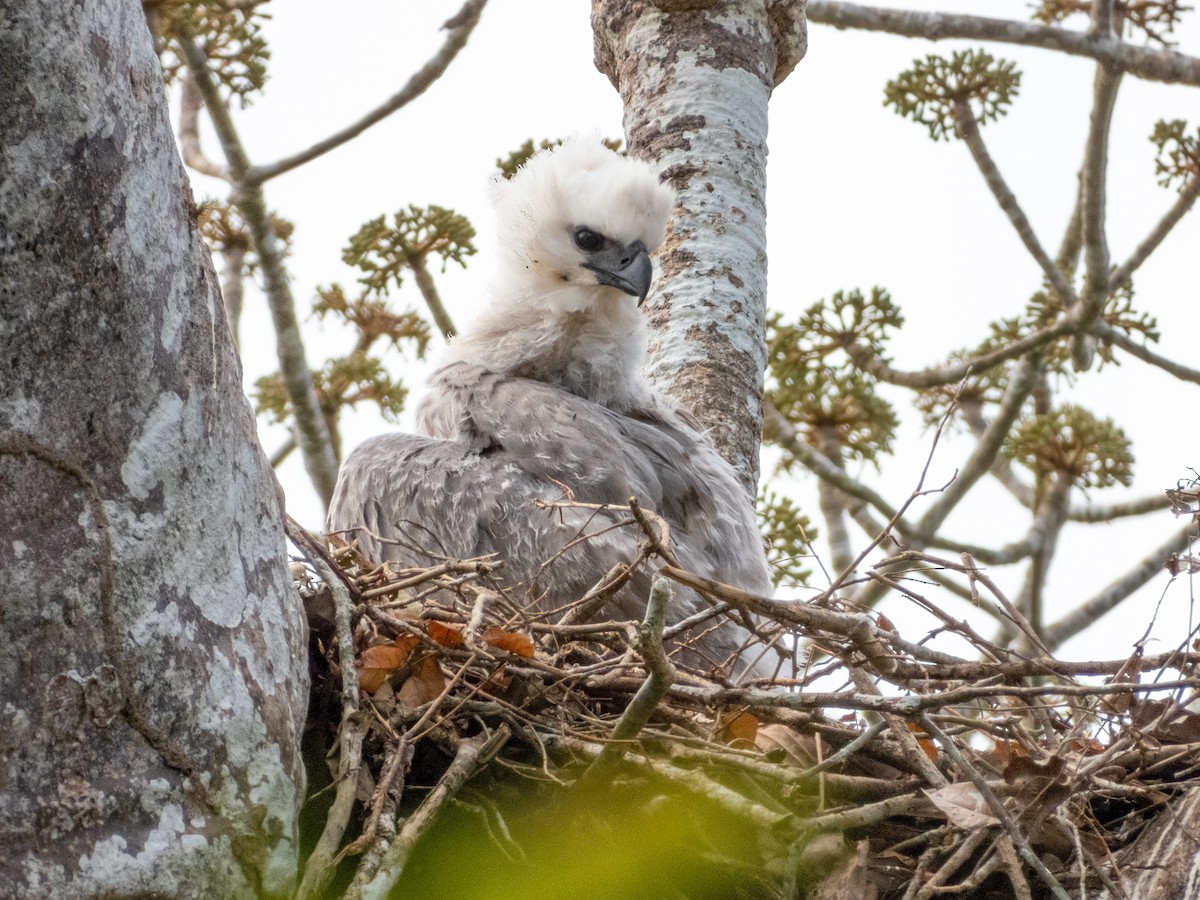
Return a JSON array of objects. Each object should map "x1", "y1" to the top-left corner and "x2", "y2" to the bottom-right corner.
[
  {"x1": 582, "y1": 577, "x2": 676, "y2": 778},
  {"x1": 919, "y1": 714, "x2": 1071, "y2": 900},
  {"x1": 805, "y1": 1, "x2": 1200, "y2": 86},
  {"x1": 952, "y1": 102, "x2": 1078, "y2": 307},
  {"x1": 1110, "y1": 173, "x2": 1200, "y2": 287},
  {"x1": 352, "y1": 726, "x2": 510, "y2": 899},
  {"x1": 177, "y1": 75, "x2": 229, "y2": 179},
  {"x1": 179, "y1": 32, "x2": 340, "y2": 503},
  {"x1": 248, "y1": 0, "x2": 489, "y2": 185}
]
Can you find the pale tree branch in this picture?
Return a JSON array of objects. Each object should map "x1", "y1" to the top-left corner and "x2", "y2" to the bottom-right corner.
[
  {"x1": 1013, "y1": 476, "x2": 1073, "y2": 638},
  {"x1": 1110, "y1": 172, "x2": 1200, "y2": 288},
  {"x1": 408, "y1": 252, "x2": 457, "y2": 340},
  {"x1": 247, "y1": 0, "x2": 489, "y2": 185},
  {"x1": 952, "y1": 102, "x2": 1078, "y2": 307},
  {"x1": 805, "y1": 1, "x2": 1200, "y2": 86},
  {"x1": 843, "y1": 318, "x2": 1073, "y2": 389},
  {"x1": 1092, "y1": 321, "x2": 1200, "y2": 384},
  {"x1": 179, "y1": 32, "x2": 340, "y2": 504},
  {"x1": 1071, "y1": 23, "x2": 1122, "y2": 368},
  {"x1": 1043, "y1": 524, "x2": 1194, "y2": 649},
  {"x1": 814, "y1": 427, "x2": 856, "y2": 575},
  {"x1": 177, "y1": 75, "x2": 229, "y2": 179},
  {"x1": 219, "y1": 244, "x2": 247, "y2": 351}
]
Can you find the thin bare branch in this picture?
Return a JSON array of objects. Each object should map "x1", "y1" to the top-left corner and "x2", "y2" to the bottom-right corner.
[
  {"x1": 806, "y1": 1, "x2": 1200, "y2": 86},
  {"x1": 952, "y1": 102, "x2": 1078, "y2": 307},
  {"x1": 408, "y1": 252, "x2": 457, "y2": 340},
  {"x1": 1043, "y1": 524, "x2": 1194, "y2": 648},
  {"x1": 1110, "y1": 172, "x2": 1200, "y2": 287},
  {"x1": 1093, "y1": 321, "x2": 1200, "y2": 384},
  {"x1": 179, "y1": 32, "x2": 340, "y2": 503},
  {"x1": 248, "y1": 0, "x2": 489, "y2": 185}
]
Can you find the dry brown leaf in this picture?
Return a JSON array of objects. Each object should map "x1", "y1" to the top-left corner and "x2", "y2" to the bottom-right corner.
[
  {"x1": 356, "y1": 642, "x2": 414, "y2": 694},
  {"x1": 718, "y1": 711, "x2": 759, "y2": 747},
  {"x1": 481, "y1": 625, "x2": 535, "y2": 658},
  {"x1": 876, "y1": 613, "x2": 896, "y2": 633},
  {"x1": 907, "y1": 722, "x2": 938, "y2": 760},
  {"x1": 396, "y1": 654, "x2": 447, "y2": 707},
  {"x1": 427, "y1": 621, "x2": 464, "y2": 648},
  {"x1": 755, "y1": 723, "x2": 817, "y2": 766},
  {"x1": 923, "y1": 782, "x2": 1000, "y2": 830}
]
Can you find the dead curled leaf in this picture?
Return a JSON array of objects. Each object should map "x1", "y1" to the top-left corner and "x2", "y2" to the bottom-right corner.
[
  {"x1": 427, "y1": 621, "x2": 464, "y2": 648},
  {"x1": 481, "y1": 625, "x2": 535, "y2": 658},
  {"x1": 396, "y1": 654, "x2": 447, "y2": 707},
  {"x1": 755, "y1": 723, "x2": 818, "y2": 766},
  {"x1": 923, "y1": 782, "x2": 1000, "y2": 830},
  {"x1": 718, "y1": 711, "x2": 759, "y2": 747},
  {"x1": 355, "y1": 636, "x2": 421, "y2": 694}
]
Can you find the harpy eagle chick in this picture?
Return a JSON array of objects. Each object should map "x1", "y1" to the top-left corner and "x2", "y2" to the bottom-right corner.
[{"x1": 327, "y1": 138, "x2": 772, "y2": 676}]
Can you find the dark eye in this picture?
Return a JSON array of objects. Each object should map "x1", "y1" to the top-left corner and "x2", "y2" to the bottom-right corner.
[{"x1": 573, "y1": 228, "x2": 605, "y2": 252}]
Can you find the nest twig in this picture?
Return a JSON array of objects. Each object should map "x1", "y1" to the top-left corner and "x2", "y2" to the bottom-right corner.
[{"x1": 292, "y1": 513, "x2": 1200, "y2": 898}]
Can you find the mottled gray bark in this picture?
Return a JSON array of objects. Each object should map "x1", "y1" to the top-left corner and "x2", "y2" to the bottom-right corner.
[
  {"x1": 592, "y1": 0, "x2": 806, "y2": 495},
  {"x1": 0, "y1": 1, "x2": 308, "y2": 897}
]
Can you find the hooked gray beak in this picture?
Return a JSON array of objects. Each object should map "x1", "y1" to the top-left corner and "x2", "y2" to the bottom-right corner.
[{"x1": 583, "y1": 240, "x2": 653, "y2": 306}]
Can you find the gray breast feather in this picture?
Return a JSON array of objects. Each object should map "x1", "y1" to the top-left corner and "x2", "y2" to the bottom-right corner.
[{"x1": 328, "y1": 362, "x2": 772, "y2": 672}]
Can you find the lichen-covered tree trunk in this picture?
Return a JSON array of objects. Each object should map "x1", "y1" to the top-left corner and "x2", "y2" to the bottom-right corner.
[
  {"x1": 0, "y1": 1, "x2": 308, "y2": 896},
  {"x1": 592, "y1": 0, "x2": 805, "y2": 494}
]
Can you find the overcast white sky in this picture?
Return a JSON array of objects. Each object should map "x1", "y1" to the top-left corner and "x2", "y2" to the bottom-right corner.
[{"x1": 190, "y1": 1, "x2": 1200, "y2": 662}]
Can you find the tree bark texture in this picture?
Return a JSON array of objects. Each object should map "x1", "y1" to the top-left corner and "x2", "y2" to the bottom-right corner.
[
  {"x1": 0, "y1": 2, "x2": 308, "y2": 897},
  {"x1": 592, "y1": 0, "x2": 806, "y2": 495}
]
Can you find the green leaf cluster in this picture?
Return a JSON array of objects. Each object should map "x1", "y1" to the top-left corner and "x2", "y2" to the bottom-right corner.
[
  {"x1": 1031, "y1": 1, "x2": 1190, "y2": 46},
  {"x1": 756, "y1": 488, "x2": 816, "y2": 588},
  {"x1": 885, "y1": 50, "x2": 1020, "y2": 141},
  {"x1": 1150, "y1": 119, "x2": 1200, "y2": 190},
  {"x1": 152, "y1": 0, "x2": 272, "y2": 106},
  {"x1": 1005, "y1": 404, "x2": 1134, "y2": 489},
  {"x1": 344, "y1": 205, "x2": 477, "y2": 294},
  {"x1": 197, "y1": 198, "x2": 294, "y2": 270},
  {"x1": 766, "y1": 288, "x2": 901, "y2": 465}
]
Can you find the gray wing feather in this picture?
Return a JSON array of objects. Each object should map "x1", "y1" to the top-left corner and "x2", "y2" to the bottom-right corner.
[{"x1": 328, "y1": 362, "x2": 771, "y2": 672}]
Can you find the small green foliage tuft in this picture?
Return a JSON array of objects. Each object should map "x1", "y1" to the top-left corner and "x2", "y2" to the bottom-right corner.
[
  {"x1": 197, "y1": 198, "x2": 293, "y2": 270},
  {"x1": 766, "y1": 292, "x2": 901, "y2": 466},
  {"x1": 757, "y1": 488, "x2": 816, "y2": 589},
  {"x1": 1150, "y1": 119, "x2": 1200, "y2": 190},
  {"x1": 153, "y1": 0, "x2": 273, "y2": 106},
  {"x1": 1005, "y1": 404, "x2": 1135, "y2": 489},
  {"x1": 884, "y1": 49, "x2": 1021, "y2": 141},
  {"x1": 496, "y1": 137, "x2": 624, "y2": 180},
  {"x1": 1032, "y1": 1, "x2": 1190, "y2": 46},
  {"x1": 344, "y1": 205, "x2": 477, "y2": 294},
  {"x1": 313, "y1": 284, "x2": 433, "y2": 358}
]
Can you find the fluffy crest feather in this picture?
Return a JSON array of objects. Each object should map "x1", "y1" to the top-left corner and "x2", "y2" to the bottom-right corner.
[
  {"x1": 488, "y1": 137, "x2": 676, "y2": 270},
  {"x1": 442, "y1": 138, "x2": 677, "y2": 411}
]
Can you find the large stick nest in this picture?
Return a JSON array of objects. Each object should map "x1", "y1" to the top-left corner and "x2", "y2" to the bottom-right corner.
[{"x1": 287, "y1": 501, "x2": 1200, "y2": 900}]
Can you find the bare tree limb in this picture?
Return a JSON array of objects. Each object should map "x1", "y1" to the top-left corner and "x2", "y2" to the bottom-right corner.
[
  {"x1": 952, "y1": 102, "x2": 1078, "y2": 307},
  {"x1": 1071, "y1": 29, "x2": 1122, "y2": 368},
  {"x1": 247, "y1": 0, "x2": 489, "y2": 185},
  {"x1": 179, "y1": 32, "x2": 340, "y2": 503},
  {"x1": 1043, "y1": 525, "x2": 1193, "y2": 648},
  {"x1": 1110, "y1": 172, "x2": 1200, "y2": 288},
  {"x1": 805, "y1": 1, "x2": 1200, "y2": 86},
  {"x1": 177, "y1": 75, "x2": 228, "y2": 179},
  {"x1": 1092, "y1": 321, "x2": 1200, "y2": 384}
]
